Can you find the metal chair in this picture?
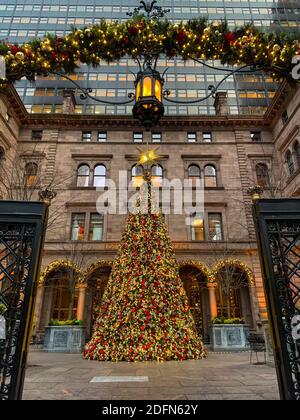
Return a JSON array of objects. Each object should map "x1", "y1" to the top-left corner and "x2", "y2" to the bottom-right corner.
[{"x1": 248, "y1": 332, "x2": 267, "y2": 365}]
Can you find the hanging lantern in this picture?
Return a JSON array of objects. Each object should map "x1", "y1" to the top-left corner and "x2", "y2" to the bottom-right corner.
[{"x1": 133, "y1": 60, "x2": 164, "y2": 129}]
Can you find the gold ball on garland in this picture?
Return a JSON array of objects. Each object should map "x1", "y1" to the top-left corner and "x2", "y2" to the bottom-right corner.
[
  {"x1": 15, "y1": 51, "x2": 25, "y2": 61},
  {"x1": 203, "y1": 27, "x2": 211, "y2": 35},
  {"x1": 242, "y1": 36, "x2": 248, "y2": 43},
  {"x1": 272, "y1": 44, "x2": 281, "y2": 52}
]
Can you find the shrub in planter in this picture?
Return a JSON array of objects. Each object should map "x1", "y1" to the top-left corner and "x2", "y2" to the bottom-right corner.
[
  {"x1": 49, "y1": 319, "x2": 83, "y2": 326},
  {"x1": 211, "y1": 316, "x2": 244, "y2": 325}
]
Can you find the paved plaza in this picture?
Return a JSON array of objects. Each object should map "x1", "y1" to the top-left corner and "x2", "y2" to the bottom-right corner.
[{"x1": 23, "y1": 350, "x2": 280, "y2": 400}]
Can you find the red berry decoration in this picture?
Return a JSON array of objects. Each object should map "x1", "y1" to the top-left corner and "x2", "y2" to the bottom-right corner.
[{"x1": 224, "y1": 32, "x2": 236, "y2": 45}]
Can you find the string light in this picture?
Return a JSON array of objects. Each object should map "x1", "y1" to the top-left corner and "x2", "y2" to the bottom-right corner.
[{"x1": 0, "y1": 17, "x2": 298, "y2": 83}]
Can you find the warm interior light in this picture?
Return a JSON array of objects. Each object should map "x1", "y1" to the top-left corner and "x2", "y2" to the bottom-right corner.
[
  {"x1": 193, "y1": 218, "x2": 204, "y2": 227},
  {"x1": 143, "y1": 76, "x2": 152, "y2": 97},
  {"x1": 155, "y1": 79, "x2": 162, "y2": 101}
]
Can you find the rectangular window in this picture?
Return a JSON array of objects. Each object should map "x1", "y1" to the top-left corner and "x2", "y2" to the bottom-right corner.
[
  {"x1": 152, "y1": 132, "x2": 162, "y2": 143},
  {"x1": 89, "y1": 213, "x2": 104, "y2": 241},
  {"x1": 208, "y1": 213, "x2": 223, "y2": 241},
  {"x1": 31, "y1": 130, "x2": 43, "y2": 141},
  {"x1": 191, "y1": 213, "x2": 205, "y2": 241},
  {"x1": 187, "y1": 132, "x2": 197, "y2": 142},
  {"x1": 82, "y1": 131, "x2": 92, "y2": 142},
  {"x1": 282, "y1": 110, "x2": 289, "y2": 124},
  {"x1": 71, "y1": 213, "x2": 85, "y2": 241},
  {"x1": 251, "y1": 131, "x2": 262, "y2": 142},
  {"x1": 98, "y1": 131, "x2": 107, "y2": 142},
  {"x1": 133, "y1": 132, "x2": 143, "y2": 143},
  {"x1": 203, "y1": 132, "x2": 212, "y2": 142}
]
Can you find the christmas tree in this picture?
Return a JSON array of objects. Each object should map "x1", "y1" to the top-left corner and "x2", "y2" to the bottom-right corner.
[{"x1": 84, "y1": 169, "x2": 206, "y2": 362}]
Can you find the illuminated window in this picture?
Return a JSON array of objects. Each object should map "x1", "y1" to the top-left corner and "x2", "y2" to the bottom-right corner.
[
  {"x1": 71, "y1": 213, "x2": 85, "y2": 241},
  {"x1": 89, "y1": 213, "x2": 104, "y2": 241},
  {"x1": 208, "y1": 213, "x2": 223, "y2": 241},
  {"x1": 93, "y1": 165, "x2": 106, "y2": 187},
  {"x1": 25, "y1": 162, "x2": 38, "y2": 187},
  {"x1": 51, "y1": 277, "x2": 79, "y2": 321},
  {"x1": 151, "y1": 165, "x2": 163, "y2": 186},
  {"x1": 131, "y1": 165, "x2": 144, "y2": 187},
  {"x1": 204, "y1": 165, "x2": 217, "y2": 187},
  {"x1": 77, "y1": 164, "x2": 90, "y2": 187},
  {"x1": 191, "y1": 213, "x2": 205, "y2": 241}
]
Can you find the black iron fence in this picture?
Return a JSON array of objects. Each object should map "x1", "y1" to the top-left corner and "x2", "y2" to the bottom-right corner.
[
  {"x1": 0, "y1": 202, "x2": 47, "y2": 400},
  {"x1": 253, "y1": 199, "x2": 300, "y2": 400}
]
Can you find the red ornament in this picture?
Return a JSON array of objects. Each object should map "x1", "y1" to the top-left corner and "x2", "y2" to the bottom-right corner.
[
  {"x1": 128, "y1": 26, "x2": 139, "y2": 36},
  {"x1": 224, "y1": 32, "x2": 236, "y2": 45},
  {"x1": 175, "y1": 30, "x2": 188, "y2": 44},
  {"x1": 10, "y1": 45, "x2": 20, "y2": 55}
]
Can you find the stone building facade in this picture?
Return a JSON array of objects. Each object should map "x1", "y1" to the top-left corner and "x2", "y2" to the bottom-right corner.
[{"x1": 0, "y1": 82, "x2": 299, "y2": 344}]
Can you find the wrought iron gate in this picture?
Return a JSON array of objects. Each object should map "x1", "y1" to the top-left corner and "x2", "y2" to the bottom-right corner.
[
  {"x1": 0, "y1": 201, "x2": 47, "y2": 400},
  {"x1": 253, "y1": 199, "x2": 300, "y2": 400}
]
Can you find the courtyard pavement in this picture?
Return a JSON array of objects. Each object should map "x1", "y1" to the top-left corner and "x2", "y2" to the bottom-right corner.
[{"x1": 23, "y1": 350, "x2": 280, "y2": 400}]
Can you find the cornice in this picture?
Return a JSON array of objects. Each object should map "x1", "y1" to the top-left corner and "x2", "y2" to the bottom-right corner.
[{"x1": 0, "y1": 82, "x2": 294, "y2": 131}]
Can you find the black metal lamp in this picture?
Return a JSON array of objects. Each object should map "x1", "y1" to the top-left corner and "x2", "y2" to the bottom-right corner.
[{"x1": 133, "y1": 59, "x2": 164, "y2": 129}]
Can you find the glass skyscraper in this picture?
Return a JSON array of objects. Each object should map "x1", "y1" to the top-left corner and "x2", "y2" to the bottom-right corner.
[{"x1": 1, "y1": 0, "x2": 299, "y2": 116}]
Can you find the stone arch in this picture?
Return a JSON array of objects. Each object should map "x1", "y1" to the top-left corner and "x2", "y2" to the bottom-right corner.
[
  {"x1": 39, "y1": 259, "x2": 84, "y2": 285},
  {"x1": 37, "y1": 260, "x2": 84, "y2": 334},
  {"x1": 211, "y1": 259, "x2": 255, "y2": 287},
  {"x1": 84, "y1": 260, "x2": 113, "y2": 339},
  {"x1": 178, "y1": 260, "x2": 211, "y2": 343}
]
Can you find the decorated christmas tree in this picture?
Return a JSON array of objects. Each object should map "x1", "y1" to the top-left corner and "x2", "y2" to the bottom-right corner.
[{"x1": 84, "y1": 165, "x2": 206, "y2": 362}]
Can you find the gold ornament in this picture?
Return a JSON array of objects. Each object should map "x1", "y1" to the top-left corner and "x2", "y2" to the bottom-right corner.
[{"x1": 15, "y1": 51, "x2": 25, "y2": 61}]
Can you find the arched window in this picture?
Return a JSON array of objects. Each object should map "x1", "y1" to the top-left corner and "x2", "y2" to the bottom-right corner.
[
  {"x1": 286, "y1": 150, "x2": 294, "y2": 176},
  {"x1": 93, "y1": 164, "x2": 106, "y2": 187},
  {"x1": 188, "y1": 164, "x2": 201, "y2": 186},
  {"x1": 25, "y1": 162, "x2": 38, "y2": 187},
  {"x1": 293, "y1": 141, "x2": 300, "y2": 168},
  {"x1": 77, "y1": 164, "x2": 90, "y2": 187},
  {"x1": 151, "y1": 164, "x2": 163, "y2": 186},
  {"x1": 131, "y1": 165, "x2": 144, "y2": 187},
  {"x1": 255, "y1": 163, "x2": 269, "y2": 188},
  {"x1": 204, "y1": 165, "x2": 217, "y2": 187}
]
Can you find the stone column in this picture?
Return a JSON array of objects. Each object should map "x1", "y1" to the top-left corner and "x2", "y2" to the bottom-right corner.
[
  {"x1": 208, "y1": 283, "x2": 218, "y2": 319},
  {"x1": 33, "y1": 284, "x2": 45, "y2": 334},
  {"x1": 77, "y1": 286, "x2": 86, "y2": 322},
  {"x1": 62, "y1": 89, "x2": 76, "y2": 114},
  {"x1": 213, "y1": 91, "x2": 229, "y2": 115}
]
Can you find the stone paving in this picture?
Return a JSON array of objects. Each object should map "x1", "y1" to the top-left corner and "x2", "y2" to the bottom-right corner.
[{"x1": 23, "y1": 350, "x2": 280, "y2": 400}]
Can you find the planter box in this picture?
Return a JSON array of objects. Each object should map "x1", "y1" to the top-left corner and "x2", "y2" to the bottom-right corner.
[
  {"x1": 43, "y1": 326, "x2": 85, "y2": 353},
  {"x1": 210, "y1": 324, "x2": 249, "y2": 351}
]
